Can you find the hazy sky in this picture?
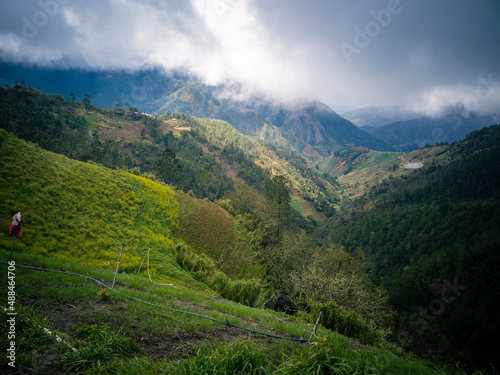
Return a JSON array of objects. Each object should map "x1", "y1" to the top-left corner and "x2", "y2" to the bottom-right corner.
[{"x1": 0, "y1": 0, "x2": 499, "y2": 114}]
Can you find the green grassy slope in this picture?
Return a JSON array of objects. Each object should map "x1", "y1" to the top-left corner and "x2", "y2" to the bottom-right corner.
[
  {"x1": 194, "y1": 117, "x2": 340, "y2": 212},
  {"x1": 0, "y1": 129, "x2": 204, "y2": 287},
  {"x1": 0, "y1": 133, "x2": 450, "y2": 374},
  {"x1": 174, "y1": 191, "x2": 258, "y2": 279},
  {"x1": 0, "y1": 128, "x2": 258, "y2": 286},
  {"x1": 0, "y1": 251, "x2": 448, "y2": 374},
  {"x1": 0, "y1": 85, "x2": 337, "y2": 219},
  {"x1": 0, "y1": 103, "x2": 486, "y2": 373},
  {"x1": 320, "y1": 146, "x2": 450, "y2": 198}
]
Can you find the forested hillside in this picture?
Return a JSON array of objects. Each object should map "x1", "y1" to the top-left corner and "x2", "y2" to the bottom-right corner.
[
  {"x1": 328, "y1": 125, "x2": 500, "y2": 369},
  {"x1": 0, "y1": 64, "x2": 392, "y2": 159},
  {"x1": 0, "y1": 85, "x2": 338, "y2": 219},
  {"x1": 1, "y1": 0, "x2": 498, "y2": 371},
  {"x1": 0, "y1": 86, "x2": 395, "y2": 329}
]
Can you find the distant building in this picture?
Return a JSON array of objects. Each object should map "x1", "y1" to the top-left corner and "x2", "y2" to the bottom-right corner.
[{"x1": 404, "y1": 163, "x2": 424, "y2": 169}]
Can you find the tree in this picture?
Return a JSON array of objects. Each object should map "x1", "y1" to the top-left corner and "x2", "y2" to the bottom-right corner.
[
  {"x1": 156, "y1": 147, "x2": 180, "y2": 185},
  {"x1": 196, "y1": 163, "x2": 220, "y2": 200},
  {"x1": 69, "y1": 92, "x2": 76, "y2": 102},
  {"x1": 264, "y1": 175, "x2": 291, "y2": 242},
  {"x1": 115, "y1": 98, "x2": 122, "y2": 109},
  {"x1": 318, "y1": 246, "x2": 365, "y2": 276},
  {"x1": 82, "y1": 93, "x2": 91, "y2": 108},
  {"x1": 287, "y1": 264, "x2": 392, "y2": 329}
]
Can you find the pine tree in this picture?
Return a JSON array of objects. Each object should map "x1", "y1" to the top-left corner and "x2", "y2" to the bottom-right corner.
[
  {"x1": 82, "y1": 93, "x2": 91, "y2": 108},
  {"x1": 265, "y1": 175, "x2": 291, "y2": 241}
]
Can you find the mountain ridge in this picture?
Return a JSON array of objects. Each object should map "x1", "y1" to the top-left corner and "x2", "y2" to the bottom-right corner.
[
  {"x1": 364, "y1": 112, "x2": 500, "y2": 151},
  {"x1": 342, "y1": 105, "x2": 424, "y2": 128},
  {"x1": 0, "y1": 62, "x2": 392, "y2": 159}
]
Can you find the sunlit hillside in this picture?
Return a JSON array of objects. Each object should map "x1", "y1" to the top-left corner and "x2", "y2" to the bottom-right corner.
[{"x1": 0, "y1": 129, "x2": 258, "y2": 289}]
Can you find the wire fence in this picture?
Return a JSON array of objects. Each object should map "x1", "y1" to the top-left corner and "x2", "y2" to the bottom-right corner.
[{"x1": 0, "y1": 259, "x2": 309, "y2": 343}]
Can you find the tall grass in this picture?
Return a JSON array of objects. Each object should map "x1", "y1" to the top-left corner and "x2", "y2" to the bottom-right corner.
[
  {"x1": 0, "y1": 129, "x2": 182, "y2": 281},
  {"x1": 275, "y1": 344, "x2": 357, "y2": 374},
  {"x1": 0, "y1": 306, "x2": 63, "y2": 369},
  {"x1": 175, "y1": 340, "x2": 270, "y2": 375},
  {"x1": 173, "y1": 243, "x2": 265, "y2": 307},
  {"x1": 311, "y1": 302, "x2": 379, "y2": 345},
  {"x1": 61, "y1": 324, "x2": 141, "y2": 373},
  {"x1": 0, "y1": 254, "x2": 452, "y2": 374}
]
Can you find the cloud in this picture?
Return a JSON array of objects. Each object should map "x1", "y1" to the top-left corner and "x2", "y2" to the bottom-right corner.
[
  {"x1": 0, "y1": 0, "x2": 315, "y2": 103},
  {"x1": 0, "y1": 0, "x2": 499, "y2": 114},
  {"x1": 410, "y1": 76, "x2": 500, "y2": 117},
  {"x1": 148, "y1": 0, "x2": 315, "y2": 103}
]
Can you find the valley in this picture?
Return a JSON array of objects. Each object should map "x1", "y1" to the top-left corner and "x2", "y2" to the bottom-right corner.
[
  {"x1": 1, "y1": 1, "x2": 499, "y2": 373},
  {"x1": 1, "y1": 83, "x2": 499, "y2": 374}
]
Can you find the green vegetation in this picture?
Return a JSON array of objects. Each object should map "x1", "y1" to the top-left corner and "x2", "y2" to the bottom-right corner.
[
  {"x1": 0, "y1": 129, "x2": 174, "y2": 270},
  {"x1": 328, "y1": 125, "x2": 500, "y2": 370},
  {"x1": 0, "y1": 129, "x2": 261, "y2": 291},
  {"x1": 0, "y1": 85, "x2": 338, "y2": 218},
  {"x1": 61, "y1": 324, "x2": 141, "y2": 373},
  {"x1": 1, "y1": 84, "x2": 498, "y2": 372},
  {"x1": 321, "y1": 145, "x2": 451, "y2": 198},
  {"x1": 290, "y1": 197, "x2": 305, "y2": 215},
  {"x1": 359, "y1": 151, "x2": 403, "y2": 170},
  {"x1": 174, "y1": 191, "x2": 259, "y2": 280},
  {"x1": 156, "y1": 128, "x2": 233, "y2": 200},
  {"x1": 193, "y1": 117, "x2": 340, "y2": 216},
  {"x1": 0, "y1": 253, "x2": 450, "y2": 374},
  {"x1": 310, "y1": 302, "x2": 379, "y2": 345}
]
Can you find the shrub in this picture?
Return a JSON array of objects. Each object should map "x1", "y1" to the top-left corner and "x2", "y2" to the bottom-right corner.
[
  {"x1": 174, "y1": 243, "x2": 217, "y2": 275},
  {"x1": 227, "y1": 278, "x2": 263, "y2": 307},
  {"x1": 141, "y1": 171, "x2": 157, "y2": 181},
  {"x1": 217, "y1": 198, "x2": 235, "y2": 215},
  {"x1": 174, "y1": 243, "x2": 264, "y2": 307},
  {"x1": 129, "y1": 166, "x2": 141, "y2": 175},
  {"x1": 205, "y1": 272, "x2": 263, "y2": 307},
  {"x1": 311, "y1": 302, "x2": 379, "y2": 345},
  {"x1": 209, "y1": 271, "x2": 231, "y2": 298}
]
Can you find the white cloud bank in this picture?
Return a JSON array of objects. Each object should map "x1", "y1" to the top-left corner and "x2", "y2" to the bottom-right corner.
[{"x1": 0, "y1": 0, "x2": 499, "y2": 115}]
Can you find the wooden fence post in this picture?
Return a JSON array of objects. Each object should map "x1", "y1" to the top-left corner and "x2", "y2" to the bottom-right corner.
[
  {"x1": 111, "y1": 242, "x2": 125, "y2": 289},
  {"x1": 136, "y1": 246, "x2": 150, "y2": 275},
  {"x1": 309, "y1": 306, "x2": 323, "y2": 343},
  {"x1": 8, "y1": 234, "x2": 15, "y2": 262}
]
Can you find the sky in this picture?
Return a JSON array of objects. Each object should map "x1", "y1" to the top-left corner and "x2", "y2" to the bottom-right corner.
[{"x1": 0, "y1": 0, "x2": 499, "y2": 115}]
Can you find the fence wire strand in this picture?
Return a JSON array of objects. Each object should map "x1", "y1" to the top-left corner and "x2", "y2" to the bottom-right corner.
[{"x1": 0, "y1": 260, "x2": 309, "y2": 343}]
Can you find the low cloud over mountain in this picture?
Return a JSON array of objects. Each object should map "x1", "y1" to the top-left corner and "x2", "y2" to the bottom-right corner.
[{"x1": 1, "y1": 0, "x2": 499, "y2": 115}]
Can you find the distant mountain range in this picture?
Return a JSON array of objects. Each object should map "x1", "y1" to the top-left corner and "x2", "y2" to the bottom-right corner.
[
  {"x1": 4, "y1": 62, "x2": 495, "y2": 156},
  {"x1": 259, "y1": 101, "x2": 389, "y2": 158},
  {"x1": 343, "y1": 104, "x2": 499, "y2": 151},
  {"x1": 342, "y1": 105, "x2": 424, "y2": 128},
  {"x1": 363, "y1": 112, "x2": 499, "y2": 151},
  {"x1": 0, "y1": 62, "x2": 389, "y2": 159}
]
